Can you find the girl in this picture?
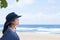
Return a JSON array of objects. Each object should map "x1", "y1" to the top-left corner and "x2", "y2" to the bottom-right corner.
[{"x1": 0, "y1": 12, "x2": 21, "y2": 40}]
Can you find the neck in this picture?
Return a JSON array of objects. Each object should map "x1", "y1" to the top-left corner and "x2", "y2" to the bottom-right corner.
[{"x1": 9, "y1": 24, "x2": 16, "y2": 32}]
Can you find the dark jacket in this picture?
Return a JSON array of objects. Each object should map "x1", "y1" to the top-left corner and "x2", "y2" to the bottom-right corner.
[{"x1": 0, "y1": 28, "x2": 20, "y2": 40}]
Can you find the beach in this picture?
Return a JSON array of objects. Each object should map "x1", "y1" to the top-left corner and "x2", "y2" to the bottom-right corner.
[{"x1": 0, "y1": 32, "x2": 60, "y2": 40}]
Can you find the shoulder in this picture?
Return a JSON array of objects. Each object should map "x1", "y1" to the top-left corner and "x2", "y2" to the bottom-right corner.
[{"x1": 1, "y1": 28, "x2": 20, "y2": 40}]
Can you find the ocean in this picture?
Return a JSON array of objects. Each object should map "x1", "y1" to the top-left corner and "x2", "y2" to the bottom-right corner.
[{"x1": 0, "y1": 25, "x2": 60, "y2": 34}]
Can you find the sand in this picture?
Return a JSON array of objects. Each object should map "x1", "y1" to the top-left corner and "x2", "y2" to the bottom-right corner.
[{"x1": 0, "y1": 32, "x2": 60, "y2": 40}]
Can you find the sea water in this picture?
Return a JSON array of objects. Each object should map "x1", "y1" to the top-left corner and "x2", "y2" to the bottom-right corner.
[{"x1": 0, "y1": 25, "x2": 60, "y2": 34}]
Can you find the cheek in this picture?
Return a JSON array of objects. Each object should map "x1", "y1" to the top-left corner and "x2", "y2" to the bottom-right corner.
[
  {"x1": 12, "y1": 18, "x2": 20, "y2": 25},
  {"x1": 15, "y1": 19, "x2": 19, "y2": 25}
]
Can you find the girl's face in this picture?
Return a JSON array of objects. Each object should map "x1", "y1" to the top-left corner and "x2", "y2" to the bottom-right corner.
[{"x1": 11, "y1": 18, "x2": 19, "y2": 26}]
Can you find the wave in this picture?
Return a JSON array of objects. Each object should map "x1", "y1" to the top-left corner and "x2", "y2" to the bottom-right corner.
[
  {"x1": 16, "y1": 27, "x2": 60, "y2": 34},
  {"x1": 0, "y1": 27, "x2": 60, "y2": 34}
]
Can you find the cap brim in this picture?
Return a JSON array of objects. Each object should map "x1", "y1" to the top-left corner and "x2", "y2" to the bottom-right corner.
[{"x1": 17, "y1": 16, "x2": 21, "y2": 18}]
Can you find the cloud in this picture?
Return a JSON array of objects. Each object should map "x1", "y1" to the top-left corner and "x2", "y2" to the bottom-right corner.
[
  {"x1": 7, "y1": 0, "x2": 35, "y2": 8},
  {"x1": 48, "y1": 0, "x2": 56, "y2": 4},
  {"x1": 22, "y1": 0, "x2": 34, "y2": 5},
  {"x1": 1, "y1": 0, "x2": 35, "y2": 13},
  {"x1": 0, "y1": 13, "x2": 7, "y2": 24},
  {"x1": 20, "y1": 12, "x2": 60, "y2": 24}
]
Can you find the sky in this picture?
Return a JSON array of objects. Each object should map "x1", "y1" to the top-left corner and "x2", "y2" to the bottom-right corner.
[{"x1": 0, "y1": 0, "x2": 60, "y2": 25}]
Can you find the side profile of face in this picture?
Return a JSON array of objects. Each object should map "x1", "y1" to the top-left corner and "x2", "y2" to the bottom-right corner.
[{"x1": 11, "y1": 18, "x2": 19, "y2": 26}]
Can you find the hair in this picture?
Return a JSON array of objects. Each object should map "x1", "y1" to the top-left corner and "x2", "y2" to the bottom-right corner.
[{"x1": 2, "y1": 21, "x2": 11, "y2": 34}]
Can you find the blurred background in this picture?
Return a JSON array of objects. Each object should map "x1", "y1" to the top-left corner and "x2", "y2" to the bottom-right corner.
[
  {"x1": 0, "y1": 0, "x2": 60, "y2": 34},
  {"x1": 1, "y1": 0, "x2": 60, "y2": 40}
]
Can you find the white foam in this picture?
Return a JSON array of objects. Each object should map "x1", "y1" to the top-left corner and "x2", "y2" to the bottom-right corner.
[
  {"x1": 16, "y1": 27, "x2": 60, "y2": 34},
  {"x1": 16, "y1": 27, "x2": 35, "y2": 30}
]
